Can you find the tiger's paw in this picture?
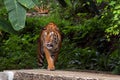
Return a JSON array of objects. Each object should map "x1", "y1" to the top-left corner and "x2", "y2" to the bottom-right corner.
[{"x1": 47, "y1": 66, "x2": 55, "y2": 71}]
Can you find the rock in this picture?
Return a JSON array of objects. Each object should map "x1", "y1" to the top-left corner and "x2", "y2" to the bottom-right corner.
[
  {"x1": 0, "y1": 72, "x2": 8, "y2": 80},
  {"x1": 2, "y1": 69, "x2": 120, "y2": 80}
]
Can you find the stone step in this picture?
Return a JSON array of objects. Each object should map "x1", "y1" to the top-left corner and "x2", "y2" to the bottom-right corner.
[
  {"x1": 0, "y1": 71, "x2": 14, "y2": 80},
  {"x1": 0, "y1": 69, "x2": 120, "y2": 80},
  {"x1": 0, "y1": 72, "x2": 7, "y2": 80}
]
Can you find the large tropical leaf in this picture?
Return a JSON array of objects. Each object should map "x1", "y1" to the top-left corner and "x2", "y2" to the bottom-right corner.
[
  {"x1": 4, "y1": 0, "x2": 26, "y2": 31},
  {"x1": 17, "y1": 0, "x2": 35, "y2": 9},
  {"x1": 0, "y1": 18, "x2": 17, "y2": 34}
]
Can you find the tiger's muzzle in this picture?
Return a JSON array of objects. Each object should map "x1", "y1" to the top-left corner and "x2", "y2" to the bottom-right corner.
[{"x1": 46, "y1": 43, "x2": 53, "y2": 50}]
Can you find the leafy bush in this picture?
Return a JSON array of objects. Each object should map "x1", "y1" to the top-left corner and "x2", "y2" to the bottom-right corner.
[{"x1": 0, "y1": 34, "x2": 38, "y2": 70}]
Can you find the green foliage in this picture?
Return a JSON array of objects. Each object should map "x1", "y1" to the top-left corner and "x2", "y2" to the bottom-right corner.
[
  {"x1": 18, "y1": 0, "x2": 35, "y2": 9},
  {"x1": 0, "y1": 34, "x2": 38, "y2": 70},
  {"x1": 4, "y1": 0, "x2": 35, "y2": 31},
  {"x1": 57, "y1": 15, "x2": 117, "y2": 71},
  {"x1": 0, "y1": 7, "x2": 17, "y2": 34},
  {"x1": 0, "y1": 19, "x2": 16, "y2": 34},
  {"x1": 104, "y1": 0, "x2": 120, "y2": 41},
  {"x1": 0, "y1": 0, "x2": 4, "y2": 7}
]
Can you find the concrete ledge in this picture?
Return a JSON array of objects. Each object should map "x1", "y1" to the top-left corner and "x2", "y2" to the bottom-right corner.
[
  {"x1": 2, "y1": 69, "x2": 120, "y2": 80},
  {"x1": 0, "y1": 72, "x2": 8, "y2": 80}
]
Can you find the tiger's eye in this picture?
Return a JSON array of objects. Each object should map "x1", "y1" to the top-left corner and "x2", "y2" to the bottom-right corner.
[{"x1": 42, "y1": 28, "x2": 46, "y2": 30}]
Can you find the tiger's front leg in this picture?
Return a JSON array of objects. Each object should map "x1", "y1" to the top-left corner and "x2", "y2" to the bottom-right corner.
[
  {"x1": 43, "y1": 47, "x2": 55, "y2": 71},
  {"x1": 54, "y1": 53, "x2": 58, "y2": 64}
]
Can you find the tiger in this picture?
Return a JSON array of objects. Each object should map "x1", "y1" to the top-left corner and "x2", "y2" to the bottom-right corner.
[{"x1": 38, "y1": 22, "x2": 62, "y2": 71}]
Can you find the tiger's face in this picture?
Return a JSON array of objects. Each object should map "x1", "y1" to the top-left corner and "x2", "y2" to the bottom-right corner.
[
  {"x1": 41, "y1": 23, "x2": 61, "y2": 51},
  {"x1": 43, "y1": 31, "x2": 57, "y2": 50}
]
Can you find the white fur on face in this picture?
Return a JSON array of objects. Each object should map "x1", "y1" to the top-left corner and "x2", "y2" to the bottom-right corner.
[
  {"x1": 50, "y1": 32, "x2": 54, "y2": 36},
  {"x1": 44, "y1": 32, "x2": 47, "y2": 36}
]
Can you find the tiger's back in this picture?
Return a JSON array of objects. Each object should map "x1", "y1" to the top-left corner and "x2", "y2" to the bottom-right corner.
[{"x1": 38, "y1": 22, "x2": 61, "y2": 70}]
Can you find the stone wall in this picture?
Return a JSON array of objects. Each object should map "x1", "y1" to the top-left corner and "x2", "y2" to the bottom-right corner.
[{"x1": 0, "y1": 69, "x2": 120, "y2": 80}]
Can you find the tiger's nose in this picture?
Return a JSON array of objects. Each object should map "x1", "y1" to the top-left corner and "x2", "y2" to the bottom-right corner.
[{"x1": 46, "y1": 43, "x2": 53, "y2": 47}]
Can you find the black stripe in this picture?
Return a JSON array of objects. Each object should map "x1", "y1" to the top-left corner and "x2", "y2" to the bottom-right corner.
[{"x1": 38, "y1": 49, "x2": 44, "y2": 67}]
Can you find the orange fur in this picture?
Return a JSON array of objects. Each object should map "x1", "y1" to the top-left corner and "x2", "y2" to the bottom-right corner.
[{"x1": 38, "y1": 22, "x2": 61, "y2": 70}]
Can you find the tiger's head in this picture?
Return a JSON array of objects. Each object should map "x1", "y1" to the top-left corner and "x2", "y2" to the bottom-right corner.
[{"x1": 41, "y1": 23, "x2": 61, "y2": 51}]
